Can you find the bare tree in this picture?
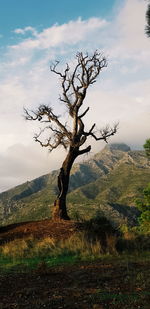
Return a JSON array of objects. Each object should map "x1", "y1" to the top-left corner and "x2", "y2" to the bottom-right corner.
[{"x1": 24, "y1": 51, "x2": 118, "y2": 220}]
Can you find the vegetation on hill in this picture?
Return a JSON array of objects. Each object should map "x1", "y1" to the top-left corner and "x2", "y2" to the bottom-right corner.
[
  {"x1": 136, "y1": 183, "x2": 150, "y2": 233},
  {"x1": 144, "y1": 138, "x2": 150, "y2": 158},
  {"x1": 0, "y1": 172, "x2": 150, "y2": 308},
  {"x1": 135, "y1": 138, "x2": 150, "y2": 234},
  {"x1": 0, "y1": 143, "x2": 150, "y2": 227}
]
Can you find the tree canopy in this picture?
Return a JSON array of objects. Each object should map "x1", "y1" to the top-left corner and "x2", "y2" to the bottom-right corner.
[{"x1": 144, "y1": 139, "x2": 150, "y2": 158}]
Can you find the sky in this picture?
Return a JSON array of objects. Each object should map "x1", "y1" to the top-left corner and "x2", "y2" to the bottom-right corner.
[{"x1": 0, "y1": 0, "x2": 150, "y2": 192}]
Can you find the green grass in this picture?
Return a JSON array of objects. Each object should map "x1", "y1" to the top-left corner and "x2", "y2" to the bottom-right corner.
[
  {"x1": 1, "y1": 249, "x2": 150, "y2": 275},
  {"x1": 0, "y1": 255, "x2": 79, "y2": 273}
]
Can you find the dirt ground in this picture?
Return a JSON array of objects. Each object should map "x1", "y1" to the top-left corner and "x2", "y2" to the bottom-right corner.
[
  {"x1": 0, "y1": 220, "x2": 149, "y2": 308},
  {"x1": 0, "y1": 220, "x2": 83, "y2": 244},
  {"x1": 0, "y1": 260, "x2": 150, "y2": 309}
]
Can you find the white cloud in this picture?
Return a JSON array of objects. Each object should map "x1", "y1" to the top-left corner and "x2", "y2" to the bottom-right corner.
[
  {"x1": 117, "y1": 0, "x2": 148, "y2": 49},
  {"x1": 109, "y1": 0, "x2": 150, "y2": 62},
  {"x1": 13, "y1": 26, "x2": 37, "y2": 36},
  {"x1": 0, "y1": 143, "x2": 65, "y2": 192},
  {"x1": 11, "y1": 17, "x2": 108, "y2": 51}
]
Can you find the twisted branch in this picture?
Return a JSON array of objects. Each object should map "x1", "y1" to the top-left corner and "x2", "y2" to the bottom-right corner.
[{"x1": 24, "y1": 51, "x2": 117, "y2": 155}]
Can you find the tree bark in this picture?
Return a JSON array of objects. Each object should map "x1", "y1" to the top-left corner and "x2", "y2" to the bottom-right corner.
[{"x1": 52, "y1": 148, "x2": 78, "y2": 220}]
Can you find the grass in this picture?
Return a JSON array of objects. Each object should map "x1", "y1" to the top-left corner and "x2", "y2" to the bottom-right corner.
[
  {"x1": 0, "y1": 229, "x2": 150, "y2": 273},
  {"x1": 0, "y1": 224, "x2": 149, "y2": 309},
  {"x1": 0, "y1": 233, "x2": 110, "y2": 272},
  {"x1": 0, "y1": 216, "x2": 149, "y2": 274}
]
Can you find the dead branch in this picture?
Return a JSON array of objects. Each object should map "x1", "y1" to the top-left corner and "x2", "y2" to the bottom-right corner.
[{"x1": 25, "y1": 51, "x2": 117, "y2": 154}]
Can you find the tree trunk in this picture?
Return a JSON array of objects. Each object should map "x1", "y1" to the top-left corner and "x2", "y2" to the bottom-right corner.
[{"x1": 52, "y1": 148, "x2": 78, "y2": 221}]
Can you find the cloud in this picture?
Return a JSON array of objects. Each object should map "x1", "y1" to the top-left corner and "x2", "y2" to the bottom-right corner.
[
  {"x1": 86, "y1": 83, "x2": 150, "y2": 150},
  {"x1": 117, "y1": 0, "x2": 148, "y2": 49},
  {"x1": 0, "y1": 143, "x2": 65, "y2": 192},
  {"x1": 109, "y1": 0, "x2": 150, "y2": 62},
  {"x1": 13, "y1": 26, "x2": 37, "y2": 36},
  {"x1": 11, "y1": 17, "x2": 108, "y2": 51}
]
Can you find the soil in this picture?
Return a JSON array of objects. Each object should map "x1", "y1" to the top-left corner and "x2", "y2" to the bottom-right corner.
[
  {"x1": 0, "y1": 219, "x2": 84, "y2": 244},
  {"x1": 0, "y1": 260, "x2": 150, "y2": 309},
  {"x1": 0, "y1": 220, "x2": 149, "y2": 308}
]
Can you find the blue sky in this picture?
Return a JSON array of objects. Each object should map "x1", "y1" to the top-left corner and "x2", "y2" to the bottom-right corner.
[
  {"x1": 0, "y1": 0, "x2": 149, "y2": 191},
  {"x1": 0, "y1": 0, "x2": 115, "y2": 31},
  {"x1": 0, "y1": 0, "x2": 119, "y2": 47}
]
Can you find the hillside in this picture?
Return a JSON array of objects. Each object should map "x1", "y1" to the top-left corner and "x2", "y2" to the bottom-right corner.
[{"x1": 0, "y1": 143, "x2": 150, "y2": 226}]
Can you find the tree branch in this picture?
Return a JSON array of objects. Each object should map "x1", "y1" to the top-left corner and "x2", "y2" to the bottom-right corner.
[
  {"x1": 25, "y1": 105, "x2": 71, "y2": 139},
  {"x1": 90, "y1": 123, "x2": 118, "y2": 143},
  {"x1": 78, "y1": 145, "x2": 91, "y2": 155},
  {"x1": 25, "y1": 51, "x2": 117, "y2": 156},
  {"x1": 34, "y1": 126, "x2": 69, "y2": 151},
  {"x1": 79, "y1": 107, "x2": 90, "y2": 118}
]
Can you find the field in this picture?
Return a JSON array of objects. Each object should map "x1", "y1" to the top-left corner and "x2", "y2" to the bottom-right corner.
[{"x1": 0, "y1": 219, "x2": 150, "y2": 308}]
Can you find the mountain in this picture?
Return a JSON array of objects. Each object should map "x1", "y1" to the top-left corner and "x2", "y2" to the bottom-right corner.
[{"x1": 0, "y1": 143, "x2": 150, "y2": 227}]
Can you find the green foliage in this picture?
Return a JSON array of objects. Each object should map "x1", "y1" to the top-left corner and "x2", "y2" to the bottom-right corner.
[
  {"x1": 144, "y1": 138, "x2": 150, "y2": 158},
  {"x1": 138, "y1": 211, "x2": 150, "y2": 233},
  {"x1": 144, "y1": 183, "x2": 150, "y2": 204},
  {"x1": 136, "y1": 183, "x2": 150, "y2": 233},
  {"x1": 136, "y1": 184, "x2": 150, "y2": 211},
  {"x1": 135, "y1": 139, "x2": 150, "y2": 233}
]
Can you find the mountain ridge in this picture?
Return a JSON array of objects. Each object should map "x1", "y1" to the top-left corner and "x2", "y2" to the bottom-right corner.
[{"x1": 0, "y1": 143, "x2": 149, "y2": 226}]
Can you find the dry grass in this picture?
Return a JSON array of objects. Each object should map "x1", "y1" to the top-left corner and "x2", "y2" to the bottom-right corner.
[
  {"x1": 106, "y1": 234, "x2": 117, "y2": 254},
  {"x1": 0, "y1": 230, "x2": 118, "y2": 263},
  {"x1": 1, "y1": 218, "x2": 149, "y2": 270},
  {"x1": 55, "y1": 232, "x2": 104, "y2": 258},
  {"x1": 1, "y1": 238, "x2": 29, "y2": 258}
]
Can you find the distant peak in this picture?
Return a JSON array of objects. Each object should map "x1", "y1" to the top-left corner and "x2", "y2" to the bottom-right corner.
[{"x1": 105, "y1": 143, "x2": 131, "y2": 152}]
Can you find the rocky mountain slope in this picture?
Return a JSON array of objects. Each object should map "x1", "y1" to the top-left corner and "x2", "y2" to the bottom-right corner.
[{"x1": 0, "y1": 143, "x2": 149, "y2": 226}]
